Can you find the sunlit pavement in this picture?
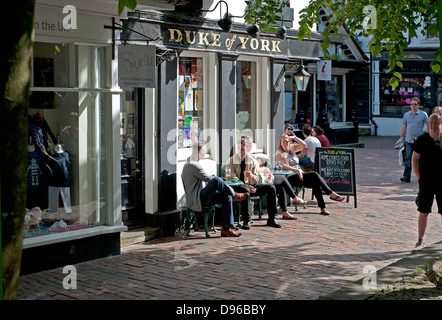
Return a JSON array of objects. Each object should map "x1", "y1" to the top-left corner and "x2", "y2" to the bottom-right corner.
[{"x1": 18, "y1": 136, "x2": 441, "y2": 300}]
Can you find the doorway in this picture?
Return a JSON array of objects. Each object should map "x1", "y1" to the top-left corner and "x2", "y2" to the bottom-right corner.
[{"x1": 120, "y1": 88, "x2": 145, "y2": 229}]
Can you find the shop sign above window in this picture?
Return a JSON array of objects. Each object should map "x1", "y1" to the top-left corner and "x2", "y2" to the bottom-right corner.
[
  {"x1": 118, "y1": 44, "x2": 156, "y2": 88},
  {"x1": 163, "y1": 26, "x2": 287, "y2": 56},
  {"x1": 317, "y1": 60, "x2": 332, "y2": 81}
]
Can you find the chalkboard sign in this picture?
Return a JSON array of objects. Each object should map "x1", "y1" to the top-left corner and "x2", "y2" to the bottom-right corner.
[{"x1": 315, "y1": 147, "x2": 357, "y2": 207}]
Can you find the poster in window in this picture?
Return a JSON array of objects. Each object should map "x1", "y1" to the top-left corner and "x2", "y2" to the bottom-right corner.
[{"x1": 183, "y1": 117, "x2": 192, "y2": 147}]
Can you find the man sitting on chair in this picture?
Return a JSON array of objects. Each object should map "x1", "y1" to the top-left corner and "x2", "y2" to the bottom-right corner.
[
  {"x1": 182, "y1": 141, "x2": 247, "y2": 237},
  {"x1": 226, "y1": 136, "x2": 282, "y2": 230}
]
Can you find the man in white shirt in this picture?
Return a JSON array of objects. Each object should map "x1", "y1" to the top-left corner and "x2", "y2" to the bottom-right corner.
[{"x1": 298, "y1": 124, "x2": 321, "y2": 169}]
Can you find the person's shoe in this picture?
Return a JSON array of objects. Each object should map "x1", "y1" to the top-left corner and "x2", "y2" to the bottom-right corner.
[
  {"x1": 282, "y1": 212, "x2": 298, "y2": 220},
  {"x1": 329, "y1": 193, "x2": 345, "y2": 202},
  {"x1": 400, "y1": 177, "x2": 411, "y2": 183},
  {"x1": 292, "y1": 197, "x2": 308, "y2": 205},
  {"x1": 241, "y1": 221, "x2": 251, "y2": 230},
  {"x1": 233, "y1": 192, "x2": 248, "y2": 202},
  {"x1": 221, "y1": 229, "x2": 242, "y2": 237},
  {"x1": 412, "y1": 241, "x2": 425, "y2": 252},
  {"x1": 320, "y1": 208, "x2": 330, "y2": 215},
  {"x1": 266, "y1": 219, "x2": 281, "y2": 228}
]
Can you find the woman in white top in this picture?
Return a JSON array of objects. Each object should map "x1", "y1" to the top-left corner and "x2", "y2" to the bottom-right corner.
[{"x1": 276, "y1": 134, "x2": 345, "y2": 215}]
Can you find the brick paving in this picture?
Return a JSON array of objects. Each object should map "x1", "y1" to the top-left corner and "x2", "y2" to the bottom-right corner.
[{"x1": 17, "y1": 136, "x2": 442, "y2": 300}]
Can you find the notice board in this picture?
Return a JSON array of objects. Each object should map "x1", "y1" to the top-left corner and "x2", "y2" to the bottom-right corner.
[{"x1": 315, "y1": 147, "x2": 357, "y2": 207}]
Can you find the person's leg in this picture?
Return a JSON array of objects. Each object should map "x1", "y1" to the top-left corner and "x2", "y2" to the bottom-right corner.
[
  {"x1": 254, "y1": 184, "x2": 281, "y2": 227},
  {"x1": 273, "y1": 175, "x2": 299, "y2": 219},
  {"x1": 436, "y1": 188, "x2": 442, "y2": 226},
  {"x1": 302, "y1": 172, "x2": 333, "y2": 195},
  {"x1": 299, "y1": 157, "x2": 314, "y2": 168},
  {"x1": 403, "y1": 142, "x2": 413, "y2": 181},
  {"x1": 233, "y1": 185, "x2": 251, "y2": 228},
  {"x1": 200, "y1": 177, "x2": 234, "y2": 206},
  {"x1": 274, "y1": 182, "x2": 288, "y2": 212},
  {"x1": 417, "y1": 212, "x2": 429, "y2": 241},
  {"x1": 414, "y1": 186, "x2": 434, "y2": 249}
]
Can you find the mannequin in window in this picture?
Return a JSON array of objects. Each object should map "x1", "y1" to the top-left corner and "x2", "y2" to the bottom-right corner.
[
  {"x1": 27, "y1": 136, "x2": 52, "y2": 210},
  {"x1": 47, "y1": 137, "x2": 72, "y2": 214}
]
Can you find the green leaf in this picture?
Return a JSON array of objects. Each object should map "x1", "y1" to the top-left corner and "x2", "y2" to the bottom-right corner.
[
  {"x1": 297, "y1": 30, "x2": 305, "y2": 41},
  {"x1": 118, "y1": 0, "x2": 137, "y2": 15},
  {"x1": 393, "y1": 72, "x2": 402, "y2": 80},
  {"x1": 369, "y1": 45, "x2": 381, "y2": 57},
  {"x1": 431, "y1": 61, "x2": 441, "y2": 73},
  {"x1": 389, "y1": 76, "x2": 399, "y2": 88}
]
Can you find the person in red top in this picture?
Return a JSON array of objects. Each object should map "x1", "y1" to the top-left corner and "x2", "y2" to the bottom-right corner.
[{"x1": 312, "y1": 125, "x2": 331, "y2": 147}]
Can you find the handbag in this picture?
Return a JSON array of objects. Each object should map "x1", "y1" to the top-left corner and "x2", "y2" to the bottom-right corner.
[{"x1": 259, "y1": 166, "x2": 274, "y2": 184}]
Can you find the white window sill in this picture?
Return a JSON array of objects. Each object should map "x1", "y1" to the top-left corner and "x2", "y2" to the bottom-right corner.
[{"x1": 22, "y1": 225, "x2": 127, "y2": 249}]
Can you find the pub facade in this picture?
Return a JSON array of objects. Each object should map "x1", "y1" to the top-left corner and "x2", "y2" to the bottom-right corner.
[{"x1": 118, "y1": 7, "x2": 320, "y2": 232}]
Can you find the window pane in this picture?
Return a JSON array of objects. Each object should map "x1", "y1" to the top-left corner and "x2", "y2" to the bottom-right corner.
[
  {"x1": 236, "y1": 61, "x2": 255, "y2": 134},
  {"x1": 178, "y1": 57, "x2": 204, "y2": 149},
  {"x1": 25, "y1": 91, "x2": 109, "y2": 238},
  {"x1": 325, "y1": 76, "x2": 343, "y2": 122}
]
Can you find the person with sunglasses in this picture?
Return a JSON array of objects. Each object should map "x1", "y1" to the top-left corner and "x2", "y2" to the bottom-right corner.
[{"x1": 400, "y1": 97, "x2": 429, "y2": 183}]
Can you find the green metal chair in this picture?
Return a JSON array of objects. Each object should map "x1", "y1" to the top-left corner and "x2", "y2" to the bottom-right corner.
[
  {"x1": 185, "y1": 204, "x2": 220, "y2": 238},
  {"x1": 251, "y1": 195, "x2": 266, "y2": 220}
]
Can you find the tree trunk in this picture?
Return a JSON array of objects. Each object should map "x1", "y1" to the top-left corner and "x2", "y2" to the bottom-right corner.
[{"x1": 1, "y1": 1, "x2": 35, "y2": 300}]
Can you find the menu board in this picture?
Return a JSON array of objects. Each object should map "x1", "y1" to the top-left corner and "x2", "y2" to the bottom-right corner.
[{"x1": 315, "y1": 147, "x2": 357, "y2": 207}]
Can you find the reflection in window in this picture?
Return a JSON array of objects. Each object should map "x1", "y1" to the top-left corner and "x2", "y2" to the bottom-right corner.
[
  {"x1": 324, "y1": 76, "x2": 343, "y2": 122},
  {"x1": 380, "y1": 75, "x2": 432, "y2": 117},
  {"x1": 236, "y1": 61, "x2": 255, "y2": 135},
  {"x1": 177, "y1": 57, "x2": 204, "y2": 149},
  {"x1": 25, "y1": 91, "x2": 109, "y2": 238}
]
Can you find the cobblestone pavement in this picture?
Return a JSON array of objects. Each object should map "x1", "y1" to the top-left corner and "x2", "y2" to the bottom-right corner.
[{"x1": 17, "y1": 136, "x2": 442, "y2": 301}]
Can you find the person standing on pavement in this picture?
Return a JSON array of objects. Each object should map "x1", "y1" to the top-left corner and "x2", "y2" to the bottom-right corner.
[
  {"x1": 411, "y1": 113, "x2": 442, "y2": 251},
  {"x1": 226, "y1": 136, "x2": 282, "y2": 230},
  {"x1": 400, "y1": 97, "x2": 429, "y2": 183},
  {"x1": 182, "y1": 141, "x2": 247, "y2": 237}
]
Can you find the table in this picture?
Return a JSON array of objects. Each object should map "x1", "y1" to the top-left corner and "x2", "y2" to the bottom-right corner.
[
  {"x1": 272, "y1": 169, "x2": 293, "y2": 176},
  {"x1": 225, "y1": 179, "x2": 243, "y2": 187}
]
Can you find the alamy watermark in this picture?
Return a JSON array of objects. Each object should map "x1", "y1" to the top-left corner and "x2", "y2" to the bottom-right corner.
[
  {"x1": 62, "y1": 265, "x2": 77, "y2": 290},
  {"x1": 362, "y1": 5, "x2": 377, "y2": 30},
  {"x1": 62, "y1": 5, "x2": 77, "y2": 30},
  {"x1": 362, "y1": 265, "x2": 377, "y2": 290}
]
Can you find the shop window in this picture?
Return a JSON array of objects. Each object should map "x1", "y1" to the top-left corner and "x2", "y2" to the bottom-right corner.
[
  {"x1": 323, "y1": 76, "x2": 343, "y2": 122},
  {"x1": 284, "y1": 73, "x2": 296, "y2": 124},
  {"x1": 236, "y1": 61, "x2": 256, "y2": 135},
  {"x1": 380, "y1": 75, "x2": 432, "y2": 117},
  {"x1": 25, "y1": 43, "x2": 110, "y2": 238},
  {"x1": 177, "y1": 57, "x2": 204, "y2": 149}
]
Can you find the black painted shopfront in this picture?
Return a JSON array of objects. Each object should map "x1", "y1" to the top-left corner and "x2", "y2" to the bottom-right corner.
[{"x1": 120, "y1": 10, "x2": 320, "y2": 234}]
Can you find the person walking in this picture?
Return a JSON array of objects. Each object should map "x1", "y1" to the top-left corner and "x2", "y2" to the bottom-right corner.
[
  {"x1": 400, "y1": 97, "x2": 429, "y2": 183},
  {"x1": 182, "y1": 141, "x2": 247, "y2": 237},
  {"x1": 411, "y1": 113, "x2": 442, "y2": 251}
]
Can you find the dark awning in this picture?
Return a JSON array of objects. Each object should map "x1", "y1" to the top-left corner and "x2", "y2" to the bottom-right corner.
[{"x1": 120, "y1": 10, "x2": 320, "y2": 62}]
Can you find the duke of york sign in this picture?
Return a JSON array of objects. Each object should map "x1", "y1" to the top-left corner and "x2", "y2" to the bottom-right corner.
[{"x1": 162, "y1": 27, "x2": 288, "y2": 57}]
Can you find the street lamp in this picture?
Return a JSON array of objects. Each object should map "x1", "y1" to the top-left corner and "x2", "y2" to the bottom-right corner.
[{"x1": 293, "y1": 65, "x2": 311, "y2": 92}]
